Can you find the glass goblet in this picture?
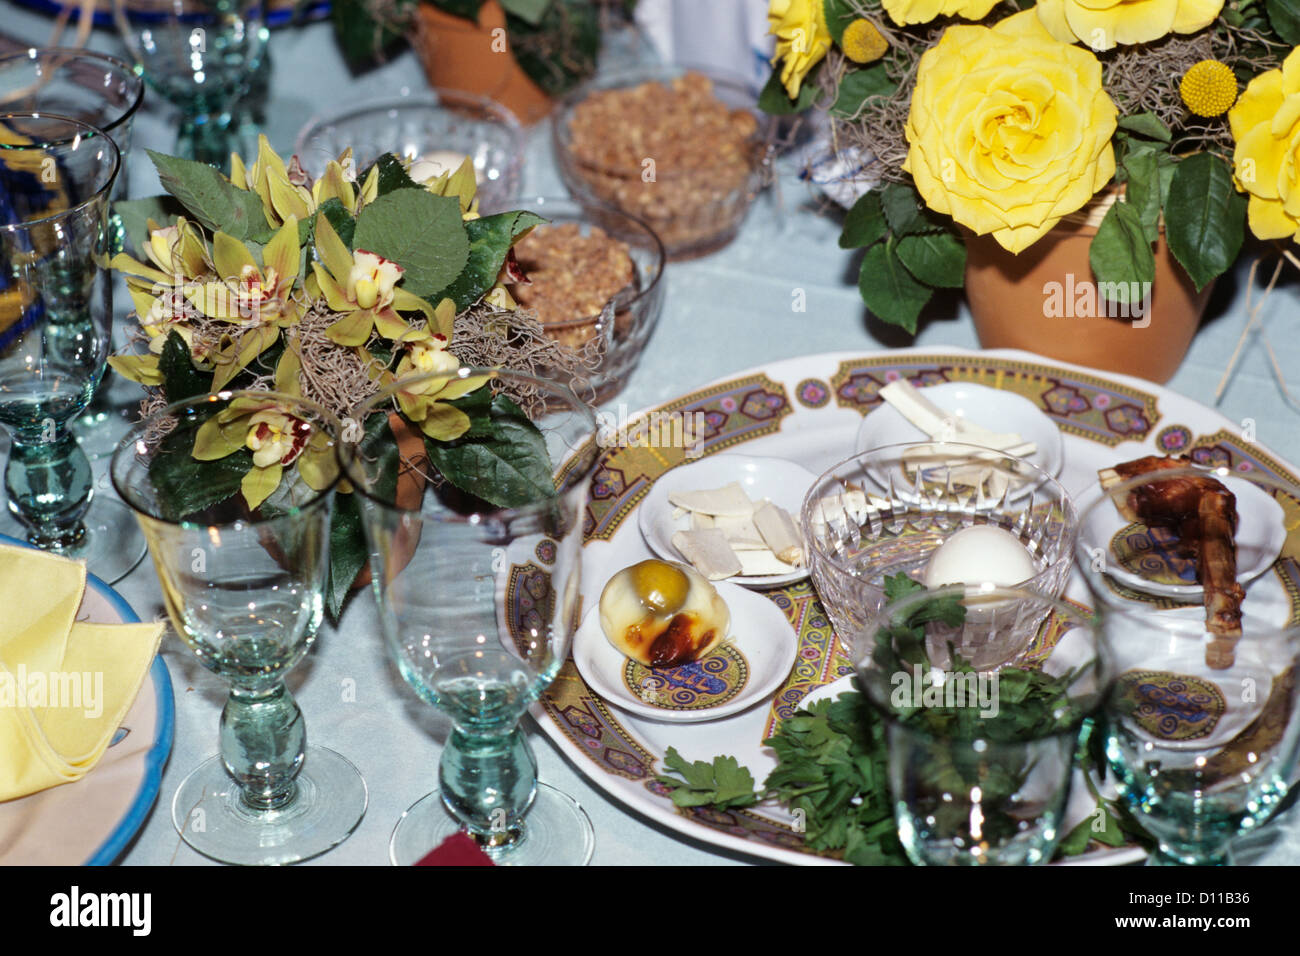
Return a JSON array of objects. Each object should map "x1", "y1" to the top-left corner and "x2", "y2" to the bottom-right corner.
[
  {"x1": 111, "y1": 0, "x2": 267, "y2": 167},
  {"x1": 111, "y1": 390, "x2": 367, "y2": 865},
  {"x1": 0, "y1": 48, "x2": 147, "y2": 459},
  {"x1": 0, "y1": 111, "x2": 145, "y2": 582},
  {"x1": 1077, "y1": 463, "x2": 1300, "y2": 865},
  {"x1": 341, "y1": 369, "x2": 600, "y2": 866},
  {"x1": 855, "y1": 584, "x2": 1110, "y2": 865}
]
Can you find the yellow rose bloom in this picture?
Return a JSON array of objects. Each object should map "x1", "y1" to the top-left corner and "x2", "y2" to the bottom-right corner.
[
  {"x1": 768, "y1": 0, "x2": 833, "y2": 99},
  {"x1": 1229, "y1": 47, "x2": 1300, "y2": 241},
  {"x1": 882, "y1": 0, "x2": 1001, "y2": 27},
  {"x1": 1034, "y1": 0, "x2": 1223, "y2": 51},
  {"x1": 903, "y1": 11, "x2": 1118, "y2": 254}
]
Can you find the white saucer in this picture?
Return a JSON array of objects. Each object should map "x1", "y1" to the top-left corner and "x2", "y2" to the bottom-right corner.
[
  {"x1": 1078, "y1": 476, "x2": 1286, "y2": 599},
  {"x1": 855, "y1": 381, "x2": 1064, "y2": 484},
  {"x1": 572, "y1": 580, "x2": 798, "y2": 723},
  {"x1": 638, "y1": 454, "x2": 816, "y2": 588}
]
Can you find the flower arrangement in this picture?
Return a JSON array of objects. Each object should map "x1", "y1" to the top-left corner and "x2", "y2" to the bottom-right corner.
[
  {"x1": 762, "y1": 0, "x2": 1293, "y2": 331},
  {"x1": 111, "y1": 139, "x2": 579, "y2": 618},
  {"x1": 332, "y1": 0, "x2": 618, "y2": 97}
]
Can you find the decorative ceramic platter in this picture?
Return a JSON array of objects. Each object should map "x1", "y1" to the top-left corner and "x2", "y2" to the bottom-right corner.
[
  {"x1": 524, "y1": 347, "x2": 1300, "y2": 866},
  {"x1": 0, "y1": 536, "x2": 174, "y2": 866}
]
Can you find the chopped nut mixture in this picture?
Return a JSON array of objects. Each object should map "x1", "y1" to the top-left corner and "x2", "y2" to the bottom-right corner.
[
  {"x1": 512, "y1": 223, "x2": 636, "y2": 348},
  {"x1": 563, "y1": 71, "x2": 763, "y2": 253}
]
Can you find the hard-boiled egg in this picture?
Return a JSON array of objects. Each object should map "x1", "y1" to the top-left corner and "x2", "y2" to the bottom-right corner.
[
  {"x1": 599, "y1": 559, "x2": 729, "y2": 668},
  {"x1": 922, "y1": 524, "x2": 1038, "y2": 589}
]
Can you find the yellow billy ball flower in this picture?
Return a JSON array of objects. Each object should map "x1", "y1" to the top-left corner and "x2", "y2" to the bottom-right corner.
[
  {"x1": 842, "y1": 19, "x2": 889, "y2": 64},
  {"x1": 1181, "y1": 60, "x2": 1237, "y2": 117}
]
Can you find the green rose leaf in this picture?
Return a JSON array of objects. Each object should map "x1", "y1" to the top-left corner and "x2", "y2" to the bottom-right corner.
[
  {"x1": 499, "y1": 0, "x2": 549, "y2": 25},
  {"x1": 325, "y1": 412, "x2": 398, "y2": 621},
  {"x1": 352, "y1": 189, "x2": 471, "y2": 298},
  {"x1": 1089, "y1": 201, "x2": 1155, "y2": 306},
  {"x1": 1117, "y1": 112, "x2": 1173, "y2": 143},
  {"x1": 857, "y1": 238, "x2": 933, "y2": 334},
  {"x1": 896, "y1": 231, "x2": 966, "y2": 288},
  {"x1": 1164, "y1": 152, "x2": 1246, "y2": 292},
  {"x1": 830, "y1": 63, "x2": 895, "y2": 119},
  {"x1": 1266, "y1": 0, "x2": 1300, "y2": 44},
  {"x1": 1121, "y1": 148, "x2": 1162, "y2": 245},
  {"x1": 823, "y1": 0, "x2": 858, "y2": 43},
  {"x1": 840, "y1": 191, "x2": 887, "y2": 249},
  {"x1": 505, "y1": 1, "x2": 600, "y2": 97},
  {"x1": 330, "y1": 0, "x2": 405, "y2": 68},
  {"x1": 113, "y1": 195, "x2": 188, "y2": 258},
  {"x1": 880, "y1": 182, "x2": 944, "y2": 236},
  {"x1": 435, "y1": 0, "x2": 485, "y2": 17},
  {"x1": 364, "y1": 154, "x2": 421, "y2": 197},
  {"x1": 758, "y1": 65, "x2": 821, "y2": 114},
  {"x1": 436, "y1": 210, "x2": 546, "y2": 309},
  {"x1": 147, "y1": 149, "x2": 273, "y2": 243},
  {"x1": 424, "y1": 394, "x2": 555, "y2": 507},
  {"x1": 147, "y1": 422, "x2": 252, "y2": 522}
]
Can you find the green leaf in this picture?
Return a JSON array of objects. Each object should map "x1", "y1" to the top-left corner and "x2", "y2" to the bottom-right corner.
[
  {"x1": 823, "y1": 0, "x2": 858, "y2": 42},
  {"x1": 758, "y1": 65, "x2": 821, "y2": 115},
  {"x1": 1089, "y1": 201, "x2": 1155, "y2": 305},
  {"x1": 363, "y1": 153, "x2": 420, "y2": 197},
  {"x1": 1267, "y1": 0, "x2": 1300, "y2": 43},
  {"x1": 1164, "y1": 153, "x2": 1247, "y2": 292},
  {"x1": 113, "y1": 195, "x2": 188, "y2": 257},
  {"x1": 352, "y1": 190, "x2": 471, "y2": 298},
  {"x1": 896, "y1": 231, "x2": 966, "y2": 288},
  {"x1": 434, "y1": 0, "x2": 485, "y2": 17},
  {"x1": 326, "y1": 412, "x2": 396, "y2": 621},
  {"x1": 840, "y1": 191, "x2": 888, "y2": 250},
  {"x1": 1117, "y1": 112, "x2": 1172, "y2": 142},
  {"x1": 147, "y1": 149, "x2": 273, "y2": 243},
  {"x1": 147, "y1": 422, "x2": 252, "y2": 522},
  {"x1": 1121, "y1": 148, "x2": 1161, "y2": 244},
  {"x1": 424, "y1": 394, "x2": 556, "y2": 507},
  {"x1": 879, "y1": 182, "x2": 943, "y2": 236},
  {"x1": 857, "y1": 238, "x2": 933, "y2": 334},
  {"x1": 657, "y1": 747, "x2": 760, "y2": 810},
  {"x1": 317, "y1": 197, "x2": 356, "y2": 250},
  {"x1": 329, "y1": 0, "x2": 404, "y2": 68},
  {"x1": 505, "y1": 1, "x2": 600, "y2": 97},
  {"x1": 158, "y1": 330, "x2": 214, "y2": 404},
  {"x1": 499, "y1": 0, "x2": 549, "y2": 25},
  {"x1": 830, "y1": 64, "x2": 896, "y2": 119},
  {"x1": 436, "y1": 210, "x2": 545, "y2": 309}
]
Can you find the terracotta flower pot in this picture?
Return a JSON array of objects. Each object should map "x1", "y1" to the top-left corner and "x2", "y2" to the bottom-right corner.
[
  {"x1": 349, "y1": 412, "x2": 428, "y2": 591},
  {"x1": 411, "y1": 0, "x2": 553, "y2": 125},
  {"x1": 963, "y1": 195, "x2": 1213, "y2": 384}
]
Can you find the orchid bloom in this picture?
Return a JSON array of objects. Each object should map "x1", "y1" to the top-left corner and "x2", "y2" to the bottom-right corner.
[{"x1": 347, "y1": 251, "x2": 403, "y2": 311}]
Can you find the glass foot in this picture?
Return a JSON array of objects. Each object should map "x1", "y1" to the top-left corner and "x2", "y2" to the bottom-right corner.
[
  {"x1": 0, "y1": 496, "x2": 146, "y2": 584},
  {"x1": 172, "y1": 746, "x2": 368, "y2": 866},
  {"x1": 390, "y1": 782, "x2": 594, "y2": 866}
]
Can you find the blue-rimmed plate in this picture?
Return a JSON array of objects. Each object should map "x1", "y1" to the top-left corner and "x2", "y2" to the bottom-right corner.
[{"x1": 0, "y1": 534, "x2": 173, "y2": 865}]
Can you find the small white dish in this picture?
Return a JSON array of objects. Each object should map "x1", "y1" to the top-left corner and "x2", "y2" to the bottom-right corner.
[
  {"x1": 572, "y1": 580, "x2": 797, "y2": 723},
  {"x1": 855, "y1": 381, "x2": 1064, "y2": 483},
  {"x1": 638, "y1": 454, "x2": 817, "y2": 588},
  {"x1": 1078, "y1": 476, "x2": 1286, "y2": 599}
]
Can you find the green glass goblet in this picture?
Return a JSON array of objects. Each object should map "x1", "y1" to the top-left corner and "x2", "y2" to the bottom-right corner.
[
  {"x1": 855, "y1": 584, "x2": 1111, "y2": 865},
  {"x1": 0, "y1": 111, "x2": 145, "y2": 582},
  {"x1": 1077, "y1": 463, "x2": 1300, "y2": 865},
  {"x1": 340, "y1": 368, "x2": 600, "y2": 866},
  {"x1": 112, "y1": 390, "x2": 367, "y2": 865}
]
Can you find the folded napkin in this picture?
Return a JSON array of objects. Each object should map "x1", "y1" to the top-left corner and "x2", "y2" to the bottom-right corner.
[
  {"x1": 415, "y1": 832, "x2": 496, "y2": 866},
  {"x1": 0, "y1": 544, "x2": 163, "y2": 801}
]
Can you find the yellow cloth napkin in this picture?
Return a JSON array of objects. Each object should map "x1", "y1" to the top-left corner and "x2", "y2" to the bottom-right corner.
[{"x1": 0, "y1": 544, "x2": 163, "y2": 801}]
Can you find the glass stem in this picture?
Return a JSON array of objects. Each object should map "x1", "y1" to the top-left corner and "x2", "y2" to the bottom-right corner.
[
  {"x1": 5, "y1": 426, "x2": 92, "y2": 550},
  {"x1": 220, "y1": 681, "x2": 305, "y2": 811},
  {"x1": 176, "y1": 110, "x2": 237, "y2": 168},
  {"x1": 439, "y1": 725, "x2": 538, "y2": 849}
]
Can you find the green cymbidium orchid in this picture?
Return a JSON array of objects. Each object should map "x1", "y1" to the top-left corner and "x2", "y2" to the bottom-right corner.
[
  {"x1": 190, "y1": 348, "x2": 338, "y2": 512},
  {"x1": 378, "y1": 335, "x2": 492, "y2": 441},
  {"x1": 417, "y1": 156, "x2": 481, "y2": 221}
]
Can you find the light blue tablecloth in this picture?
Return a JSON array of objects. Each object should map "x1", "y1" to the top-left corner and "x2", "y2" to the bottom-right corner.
[{"x1": 3, "y1": 4, "x2": 1298, "y2": 865}]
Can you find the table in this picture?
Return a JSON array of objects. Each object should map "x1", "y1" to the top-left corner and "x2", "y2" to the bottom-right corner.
[{"x1": 3, "y1": 4, "x2": 1299, "y2": 865}]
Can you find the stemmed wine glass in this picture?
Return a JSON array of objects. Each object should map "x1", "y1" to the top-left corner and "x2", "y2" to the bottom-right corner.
[
  {"x1": 340, "y1": 368, "x2": 601, "y2": 865},
  {"x1": 855, "y1": 584, "x2": 1111, "y2": 865},
  {"x1": 1077, "y1": 463, "x2": 1300, "y2": 865},
  {"x1": 0, "y1": 111, "x2": 145, "y2": 582},
  {"x1": 112, "y1": 0, "x2": 267, "y2": 167},
  {"x1": 111, "y1": 390, "x2": 367, "y2": 865}
]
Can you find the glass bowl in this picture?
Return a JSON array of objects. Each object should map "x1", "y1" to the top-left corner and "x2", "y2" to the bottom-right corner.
[
  {"x1": 802, "y1": 442, "x2": 1078, "y2": 662},
  {"x1": 294, "y1": 89, "x2": 525, "y2": 214},
  {"x1": 508, "y1": 195, "x2": 665, "y2": 404},
  {"x1": 552, "y1": 64, "x2": 775, "y2": 260}
]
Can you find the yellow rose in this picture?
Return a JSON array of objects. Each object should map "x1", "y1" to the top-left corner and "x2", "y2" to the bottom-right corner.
[
  {"x1": 1229, "y1": 47, "x2": 1300, "y2": 241},
  {"x1": 768, "y1": 0, "x2": 832, "y2": 99},
  {"x1": 882, "y1": 0, "x2": 1001, "y2": 27},
  {"x1": 903, "y1": 11, "x2": 1118, "y2": 254},
  {"x1": 1034, "y1": 0, "x2": 1223, "y2": 51}
]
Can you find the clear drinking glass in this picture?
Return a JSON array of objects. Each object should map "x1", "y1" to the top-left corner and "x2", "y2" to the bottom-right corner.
[
  {"x1": 0, "y1": 112, "x2": 145, "y2": 582},
  {"x1": 1077, "y1": 464, "x2": 1300, "y2": 865},
  {"x1": 340, "y1": 368, "x2": 601, "y2": 865},
  {"x1": 111, "y1": 390, "x2": 367, "y2": 865},
  {"x1": 0, "y1": 48, "x2": 147, "y2": 459},
  {"x1": 112, "y1": 0, "x2": 267, "y2": 166},
  {"x1": 855, "y1": 584, "x2": 1110, "y2": 865}
]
